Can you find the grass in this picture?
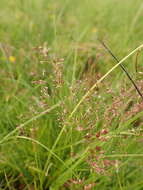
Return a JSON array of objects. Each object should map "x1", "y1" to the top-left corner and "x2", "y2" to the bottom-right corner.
[{"x1": 1, "y1": 0, "x2": 143, "y2": 189}]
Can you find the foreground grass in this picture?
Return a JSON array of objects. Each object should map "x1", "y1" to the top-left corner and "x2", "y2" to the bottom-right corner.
[{"x1": 0, "y1": 0, "x2": 143, "y2": 189}]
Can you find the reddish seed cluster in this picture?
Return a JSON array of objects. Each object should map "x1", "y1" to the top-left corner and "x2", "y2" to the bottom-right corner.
[
  {"x1": 69, "y1": 178, "x2": 83, "y2": 185},
  {"x1": 95, "y1": 129, "x2": 109, "y2": 142},
  {"x1": 76, "y1": 126, "x2": 85, "y2": 131},
  {"x1": 95, "y1": 146, "x2": 101, "y2": 151},
  {"x1": 85, "y1": 133, "x2": 93, "y2": 140},
  {"x1": 125, "y1": 101, "x2": 143, "y2": 119},
  {"x1": 89, "y1": 161, "x2": 105, "y2": 174},
  {"x1": 84, "y1": 183, "x2": 96, "y2": 190},
  {"x1": 64, "y1": 178, "x2": 96, "y2": 190}
]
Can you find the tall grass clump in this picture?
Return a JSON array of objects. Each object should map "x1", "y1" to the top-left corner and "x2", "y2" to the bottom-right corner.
[{"x1": 0, "y1": 0, "x2": 143, "y2": 189}]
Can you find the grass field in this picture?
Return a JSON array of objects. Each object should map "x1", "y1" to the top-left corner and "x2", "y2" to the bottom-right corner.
[{"x1": 1, "y1": 0, "x2": 143, "y2": 189}]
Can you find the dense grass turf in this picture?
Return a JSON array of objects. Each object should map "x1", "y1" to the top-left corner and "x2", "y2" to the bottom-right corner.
[{"x1": 1, "y1": 0, "x2": 143, "y2": 189}]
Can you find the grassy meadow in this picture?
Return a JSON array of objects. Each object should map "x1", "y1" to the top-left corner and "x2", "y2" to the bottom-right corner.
[{"x1": 1, "y1": 0, "x2": 143, "y2": 189}]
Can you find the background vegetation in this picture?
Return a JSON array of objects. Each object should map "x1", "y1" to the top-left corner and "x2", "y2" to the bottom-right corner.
[{"x1": 0, "y1": 0, "x2": 143, "y2": 189}]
